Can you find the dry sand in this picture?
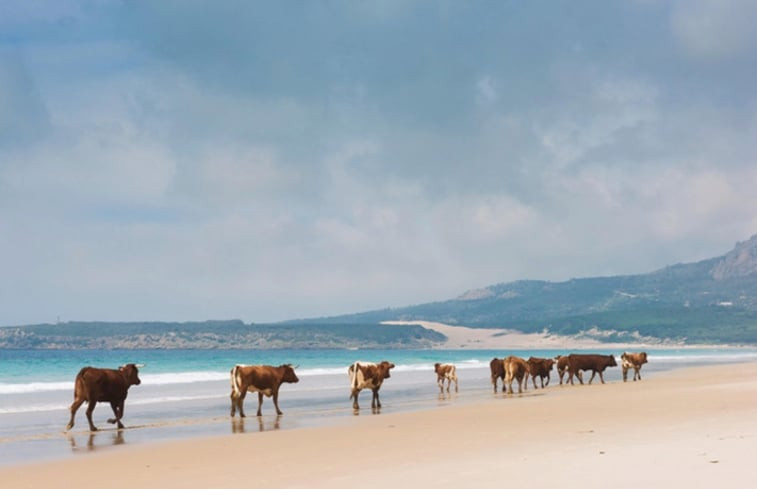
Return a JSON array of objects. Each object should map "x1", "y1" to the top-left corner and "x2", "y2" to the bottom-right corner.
[{"x1": 3, "y1": 361, "x2": 756, "y2": 488}]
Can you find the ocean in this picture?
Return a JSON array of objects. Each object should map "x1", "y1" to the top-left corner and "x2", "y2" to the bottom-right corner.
[{"x1": 2, "y1": 347, "x2": 757, "y2": 467}]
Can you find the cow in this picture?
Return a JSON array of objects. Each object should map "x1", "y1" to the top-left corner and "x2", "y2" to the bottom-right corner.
[
  {"x1": 527, "y1": 357, "x2": 555, "y2": 389},
  {"x1": 230, "y1": 364, "x2": 299, "y2": 417},
  {"x1": 65, "y1": 363, "x2": 142, "y2": 432},
  {"x1": 504, "y1": 356, "x2": 529, "y2": 394},
  {"x1": 348, "y1": 361, "x2": 395, "y2": 410},
  {"x1": 621, "y1": 352, "x2": 648, "y2": 382},
  {"x1": 490, "y1": 357, "x2": 506, "y2": 393},
  {"x1": 555, "y1": 355, "x2": 571, "y2": 385},
  {"x1": 566, "y1": 354, "x2": 617, "y2": 385},
  {"x1": 434, "y1": 363, "x2": 459, "y2": 393}
]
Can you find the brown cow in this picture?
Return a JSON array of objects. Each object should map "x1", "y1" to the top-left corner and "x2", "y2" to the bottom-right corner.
[
  {"x1": 567, "y1": 354, "x2": 617, "y2": 385},
  {"x1": 527, "y1": 357, "x2": 555, "y2": 389},
  {"x1": 230, "y1": 364, "x2": 299, "y2": 417},
  {"x1": 490, "y1": 357, "x2": 506, "y2": 393},
  {"x1": 504, "y1": 356, "x2": 529, "y2": 394},
  {"x1": 621, "y1": 352, "x2": 648, "y2": 382},
  {"x1": 555, "y1": 355, "x2": 571, "y2": 385},
  {"x1": 65, "y1": 363, "x2": 142, "y2": 432},
  {"x1": 348, "y1": 361, "x2": 395, "y2": 410},
  {"x1": 434, "y1": 363, "x2": 459, "y2": 393}
]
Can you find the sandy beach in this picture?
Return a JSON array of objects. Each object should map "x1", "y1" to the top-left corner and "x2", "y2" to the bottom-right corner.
[{"x1": 3, "y1": 361, "x2": 756, "y2": 489}]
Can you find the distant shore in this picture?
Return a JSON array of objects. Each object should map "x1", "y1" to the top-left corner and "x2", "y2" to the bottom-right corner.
[{"x1": 3, "y1": 360, "x2": 756, "y2": 488}]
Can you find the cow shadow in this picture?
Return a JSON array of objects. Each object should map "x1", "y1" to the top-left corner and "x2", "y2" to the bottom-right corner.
[
  {"x1": 66, "y1": 429, "x2": 125, "y2": 453},
  {"x1": 231, "y1": 415, "x2": 281, "y2": 434}
]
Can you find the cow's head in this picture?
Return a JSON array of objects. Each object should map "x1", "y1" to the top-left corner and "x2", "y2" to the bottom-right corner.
[
  {"x1": 119, "y1": 363, "x2": 142, "y2": 386},
  {"x1": 607, "y1": 355, "x2": 617, "y2": 367},
  {"x1": 434, "y1": 362, "x2": 441, "y2": 373},
  {"x1": 281, "y1": 364, "x2": 300, "y2": 384},
  {"x1": 640, "y1": 352, "x2": 648, "y2": 364},
  {"x1": 380, "y1": 361, "x2": 395, "y2": 379}
]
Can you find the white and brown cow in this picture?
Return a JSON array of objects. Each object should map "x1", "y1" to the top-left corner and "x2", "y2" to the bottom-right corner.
[
  {"x1": 504, "y1": 356, "x2": 529, "y2": 394},
  {"x1": 621, "y1": 351, "x2": 648, "y2": 382},
  {"x1": 434, "y1": 362, "x2": 459, "y2": 393},
  {"x1": 230, "y1": 364, "x2": 299, "y2": 417},
  {"x1": 348, "y1": 361, "x2": 395, "y2": 410}
]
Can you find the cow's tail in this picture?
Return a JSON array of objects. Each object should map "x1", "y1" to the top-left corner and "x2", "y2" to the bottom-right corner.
[
  {"x1": 348, "y1": 362, "x2": 359, "y2": 400},
  {"x1": 230, "y1": 365, "x2": 242, "y2": 398}
]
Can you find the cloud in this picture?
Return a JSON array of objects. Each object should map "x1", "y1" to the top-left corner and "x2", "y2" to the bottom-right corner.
[
  {"x1": 671, "y1": 0, "x2": 757, "y2": 59},
  {"x1": 2, "y1": 2, "x2": 757, "y2": 324}
]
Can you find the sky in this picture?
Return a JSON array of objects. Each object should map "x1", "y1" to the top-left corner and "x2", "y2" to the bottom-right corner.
[{"x1": 2, "y1": 1, "x2": 757, "y2": 325}]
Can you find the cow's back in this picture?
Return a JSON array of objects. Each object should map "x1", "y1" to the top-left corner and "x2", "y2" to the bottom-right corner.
[{"x1": 74, "y1": 367, "x2": 127, "y2": 401}]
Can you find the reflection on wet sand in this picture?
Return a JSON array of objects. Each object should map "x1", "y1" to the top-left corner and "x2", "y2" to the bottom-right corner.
[
  {"x1": 438, "y1": 391, "x2": 459, "y2": 401},
  {"x1": 231, "y1": 415, "x2": 281, "y2": 434},
  {"x1": 67, "y1": 430, "x2": 125, "y2": 452},
  {"x1": 352, "y1": 406, "x2": 382, "y2": 416}
]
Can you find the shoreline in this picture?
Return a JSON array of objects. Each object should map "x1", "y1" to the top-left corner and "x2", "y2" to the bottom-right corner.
[{"x1": 2, "y1": 361, "x2": 756, "y2": 488}]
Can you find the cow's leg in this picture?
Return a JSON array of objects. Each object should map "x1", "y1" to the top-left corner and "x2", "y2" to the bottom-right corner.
[
  {"x1": 491, "y1": 376, "x2": 498, "y2": 393},
  {"x1": 66, "y1": 397, "x2": 85, "y2": 431},
  {"x1": 272, "y1": 390, "x2": 283, "y2": 416},
  {"x1": 454, "y1": 377, "x2": 459, "y2": 393},
  {"x1": 598, "y1": 370, "x2": 606, "y2": 384},
  {"x1": 85, "y1": 400, "x2": 98, "y2": 432},
  {"x1": 372, "y1": 388, "x2": 381, "y2": 408},
  {"x1": 230, "y1": 391, "x2": 237, "y2": 417},
  {"x1": 622, "y1": 365, "x2": 628, "y2": 382},
  {"x1": 438, "y1": 377, "x2": 444, "y2": 393},
  {"x1": 256, "y1": 392, "x2": 265, "y2": 417},
  {"x1": 107, "y1": 401, "x2": 125, "y2": 429},
  {"x1": 446, "y1": 378, "x2": 451, "y2": 393},
  {"x1": 588, "y1": 370, "x2": 597, "y2": 384},
  {"x1": 351, "y1": 389, "x2": 360, "y2": 410},
  {"x1": 237, "y1": 390, "x2": 247, "y2": 418},
  {"x1": 635, "y1": 368, "x2": 642, "y2": 381}
]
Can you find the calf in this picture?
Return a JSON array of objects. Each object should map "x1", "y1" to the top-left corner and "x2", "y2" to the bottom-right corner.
[
  {"x1": 348, "y1": 361, "x2": 395, "y2": 410},
  {"x1": 490, "y1": 357, "x2": 506, "y2": 393},
  {"x1": 621, "y1": 352, "x2": 648, "y2": 382},
  {"x1": 567, "y1": 354, "x2": 617, "y2": 385},
  {"x1": 527, "y1": 357, "x2": 555, "y2": 389},
  {"x1": 66, "y1": 363, "x2": 142, "y2": 432},
  {"x1": 504, "y1": 356, "x2": 529, "y2": 394},
  {"x1": 434, "y1": 363, "x2": 459, "y2": 393},
  {"x1": 230, "y1": 364, "x2": 299, "y2": 417}
]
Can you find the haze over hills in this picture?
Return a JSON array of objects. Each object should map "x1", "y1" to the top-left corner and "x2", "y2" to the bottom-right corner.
[
  {"x1": 286, "y1": 234, "x2": 757, "y2": 344},
  {"x1": 2, "y1": 235, "x2": 757, "y2": 347}
]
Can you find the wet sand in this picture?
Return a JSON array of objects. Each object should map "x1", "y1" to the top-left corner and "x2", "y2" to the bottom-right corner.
[{"x1": 2, "y1": 361, "x2": 756, "y2": 488}]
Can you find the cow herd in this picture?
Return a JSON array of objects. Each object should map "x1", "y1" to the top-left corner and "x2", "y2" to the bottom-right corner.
[{"x1": 64, "y1": 351, "x2": 648, "y2": 432}]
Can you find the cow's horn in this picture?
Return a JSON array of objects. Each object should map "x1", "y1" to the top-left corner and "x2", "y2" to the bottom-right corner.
[{"x1": 135, "y1": 363, "x2": 145, "y2": 368}]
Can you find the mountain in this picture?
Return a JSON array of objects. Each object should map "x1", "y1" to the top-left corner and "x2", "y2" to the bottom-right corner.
[
  {"x1": 286, "y1": 235, "x2": 757, "y2": 344},
  {"x1": 4, "y1": 235, "x2": 757, "y2": 348}
]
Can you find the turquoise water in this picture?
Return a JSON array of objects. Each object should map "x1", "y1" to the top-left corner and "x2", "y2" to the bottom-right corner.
[{"x1": 2, "y1": 347, "x2": 757, "y2": 466}]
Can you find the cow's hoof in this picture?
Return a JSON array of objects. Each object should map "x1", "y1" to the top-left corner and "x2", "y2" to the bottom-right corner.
[
  {"x1": 65, "y1": 423, "x2": 73, "y2": 431},
  {"x1": 107, "y1": 418, "x2": 116, "y2": 424}
]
